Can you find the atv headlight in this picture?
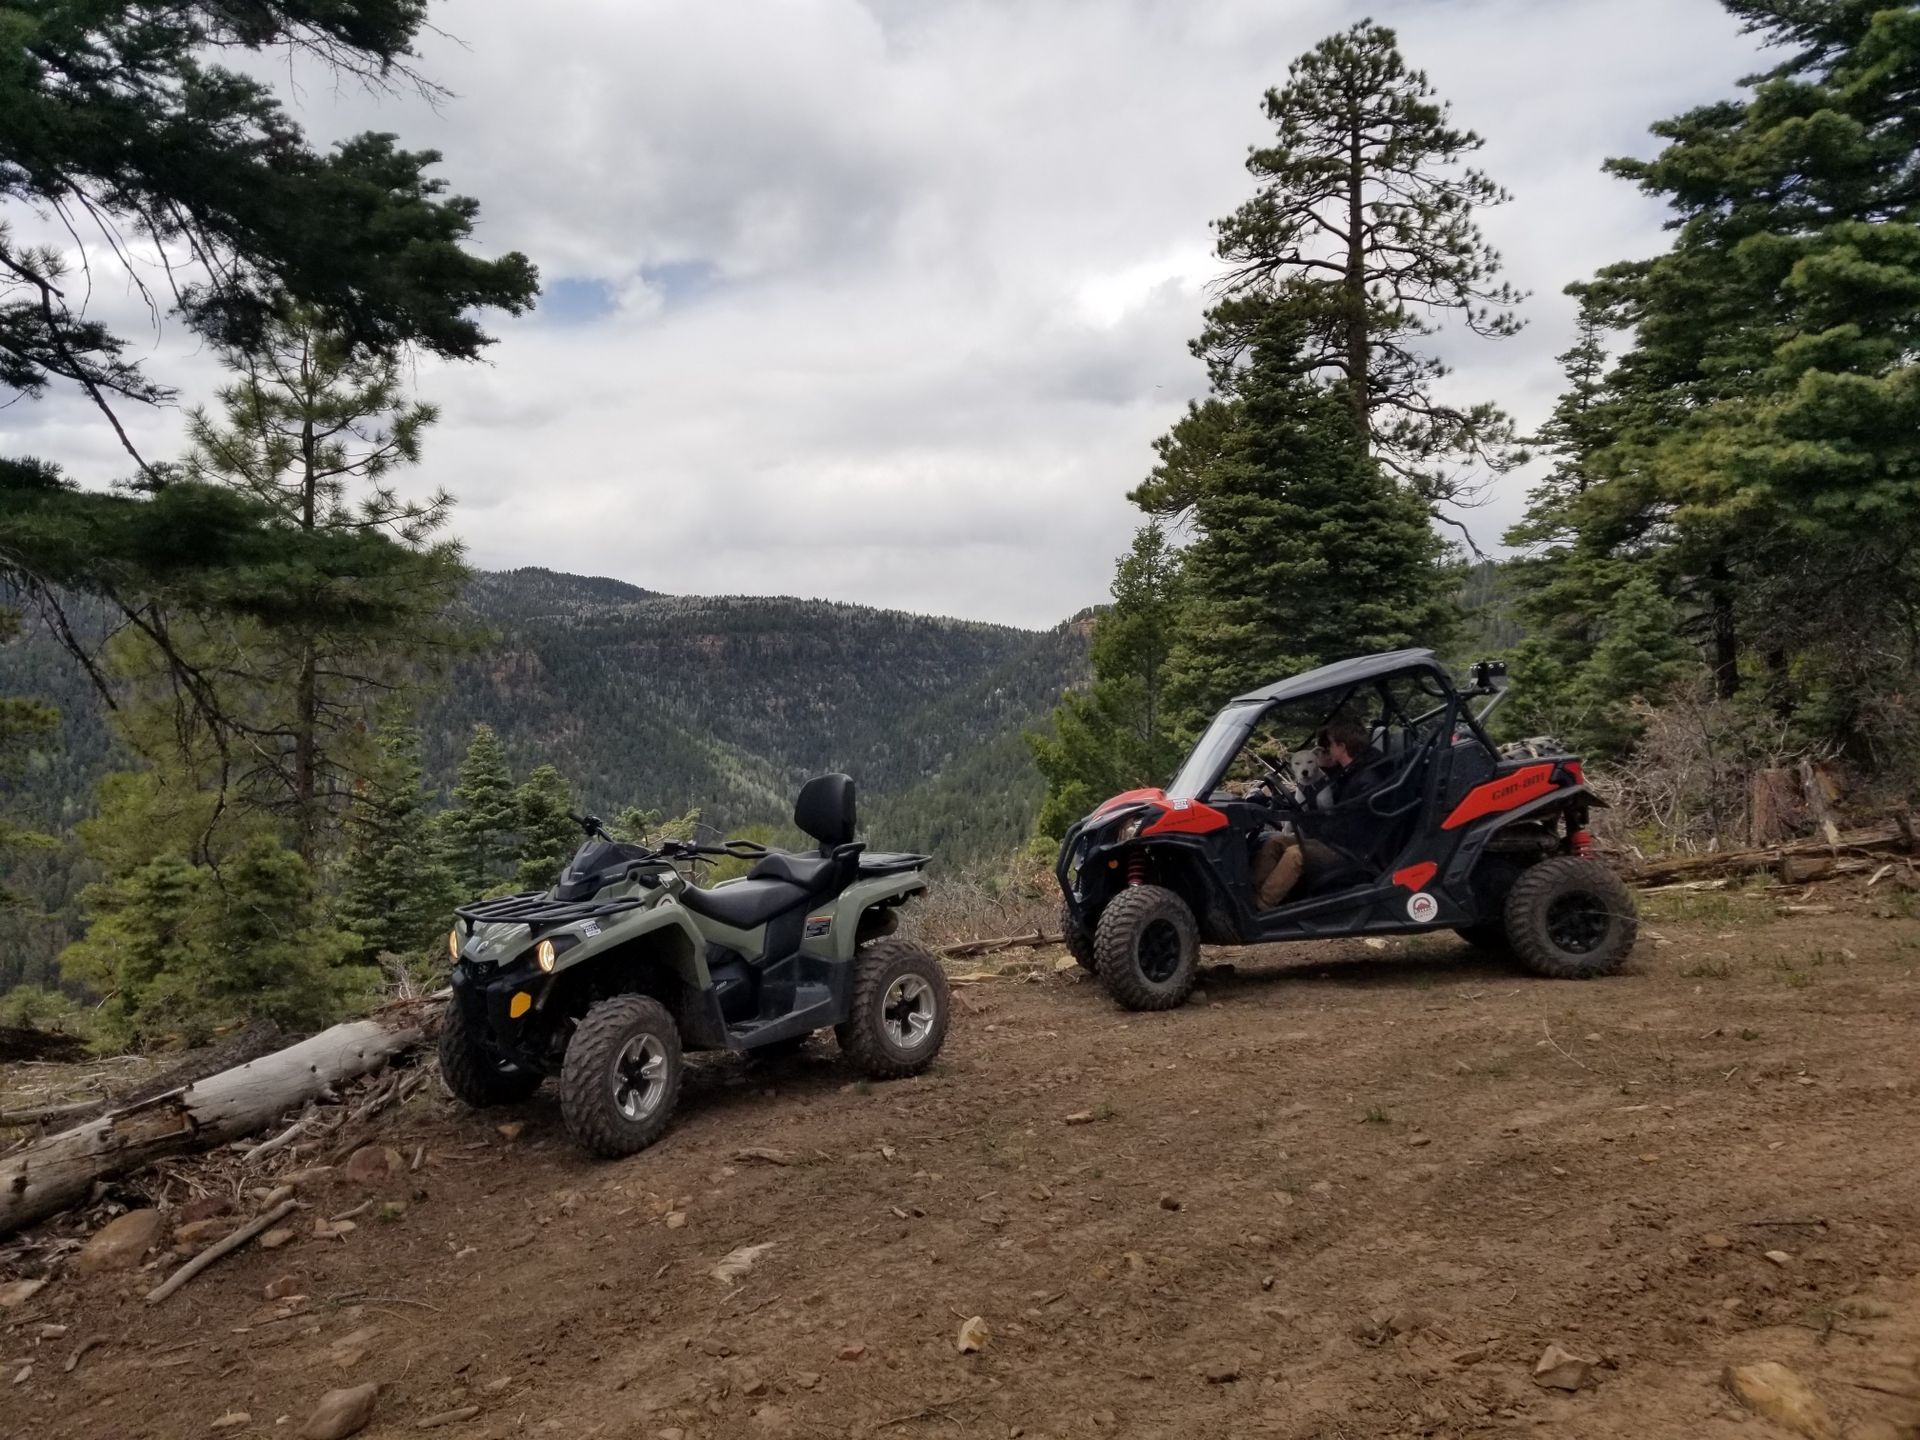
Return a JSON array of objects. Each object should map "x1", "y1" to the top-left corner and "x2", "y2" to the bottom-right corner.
[
  {"x1": 536, "y1": 938, "x2": 557, "y2": 973},
  {"x1": 448, "y1": 928, "x2": 460, "y2": 961},
  {"x1": 1117, "y1": 813, "x2": 1149, "y2": 842}
]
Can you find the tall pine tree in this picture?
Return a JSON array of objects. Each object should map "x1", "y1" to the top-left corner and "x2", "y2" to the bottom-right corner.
[
  {"x1": 1206, "y1": 20, "x2": 1524, "y2": 516},
  {"x1": 179, "y1": 313, "x2": 466, "y2": 859},
  {"x1": 1167, "y1": 309, "x2": 1452, "y2": 724}
]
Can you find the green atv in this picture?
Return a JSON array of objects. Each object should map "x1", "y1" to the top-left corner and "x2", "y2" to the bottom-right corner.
[{"x1": 441, "y1": 774, "x2": 948, "y2": 1158}]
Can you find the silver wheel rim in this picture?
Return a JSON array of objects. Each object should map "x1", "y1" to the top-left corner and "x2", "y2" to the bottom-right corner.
[
  {"x1": 612, "y1": 1033, "x2": 668, "y2": 1121},
  {"x1": 882, "y1": 973, "x2": 936, "y2": 1051}
]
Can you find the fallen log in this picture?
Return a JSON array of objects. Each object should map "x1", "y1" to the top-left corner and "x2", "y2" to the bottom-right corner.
[
  {"x1": 1627, "y1": 826, "x2": 1909, "y2": 886},
  {"x1": 0, "y1": 1018, "x2": 418, "y2": 1239},
  {"x1": 939, "y1": 930, "x2": 1059, "y2": 959}
]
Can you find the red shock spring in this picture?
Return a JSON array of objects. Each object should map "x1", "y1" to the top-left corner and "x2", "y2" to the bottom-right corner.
[{"x1": 1126, "y1": 852, "x2": 1148, "y2": 886}]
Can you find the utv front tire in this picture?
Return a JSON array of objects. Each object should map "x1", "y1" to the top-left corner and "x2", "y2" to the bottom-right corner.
[
  {"x1": 439, "y1": 1000, "x2": 542, "y2": 1107},
  {"x1": 1060, "y1": 902, "x2": 1097, "y2": 973},
  {"x1": 837, "y1": 938, "x2": 951, "y2": 1079},
  {"x1": 1095, "y1": 885, "x2": 1199, "y2": 1011},
  {"x1": 1504, "y1": 856, "x2": 1637, "y2": 979},
  {"x1": 560, "y1": 996, "x2": 684, "y2": 1159}
]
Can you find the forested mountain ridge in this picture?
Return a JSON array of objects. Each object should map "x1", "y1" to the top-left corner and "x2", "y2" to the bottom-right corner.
[{"x1": 3, "y1": 566, "x2": 1089, "y2": 855}]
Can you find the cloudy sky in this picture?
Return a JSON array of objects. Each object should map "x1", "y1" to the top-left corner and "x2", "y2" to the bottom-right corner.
[{"x1": 10, "y1": 0, "x2": 1769, "y2": 628}]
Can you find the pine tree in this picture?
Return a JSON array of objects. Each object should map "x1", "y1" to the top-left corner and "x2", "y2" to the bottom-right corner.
[
  {"x1": 177, "y1": 313, "x2": 466, "y2": 859},
  {"x1": 513, "y1": 765, "x2": 578, "y2": 892},
  {"x1": 1167, "y1": 310, "x2": 1453, "y2": 725},
  {"x1": 1029, "y1": 526, "x2": 1186, "y2": 837},
  {"x1": 337, "y1": 724, "x2": 459, "y2": 961},
  {"x1": 441, "y1": 725, "x2": 517, "y2": 893},
  {"x1": 1524, "y1": 0, "x2": 1920, "y2": 756},
  {"x1": 1208, "y1": 20, "x2": 1524, "y2": 513}
]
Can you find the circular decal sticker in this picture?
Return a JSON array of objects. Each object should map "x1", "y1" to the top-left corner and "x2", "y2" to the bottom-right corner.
[{"x1": 1406, "y1": 892, "x2": 1439, "y2": 923}]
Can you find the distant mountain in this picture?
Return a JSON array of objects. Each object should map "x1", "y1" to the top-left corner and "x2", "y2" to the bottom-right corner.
[{"x1": 4, "y1": 567, "x2": 1089, "y2": 864}]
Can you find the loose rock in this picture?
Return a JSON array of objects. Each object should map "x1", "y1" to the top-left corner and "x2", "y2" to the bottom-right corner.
[
  {"x1": 176, "y1": 1218, "x2": 233, "y2": 1246},
  {"x1": 664, "y1": 1211, "x2": 687, "y2": 1230},
  {"x1": 1064, "y1": 1111, "x2": 1095, "y2": 1126},
  {"x1": 259, "y1": 1227, "x2": 296, "y2": 1251},
  {"x1": 0, "y1": 1278, "x2": 48, "y2": 1309},
  {"x1": 77, "y1": 1209, "x2": 169, "y2": 1274},
  {"x1": 301, "y1": 1383, "x2": 380, "y2": 1440},
  {"x1": 496, "y1": 1122, "x2": 524, "y2": 1142},
  {"x1": 415, "y1": 1406, "x2": 481, "y2": 1429},
  {"x1": 838, "y1": 1344, "x2": 866, "y2": 1361},
  {"x1": 1532, "y1": 1343, "x2": 1594, "y2": 1392},
  {"x1": 1158, "y1": 1194, "x2": 1182, "y2": 1212},
  {"x1": 211, "y1": 1413, "x2": 251, "y2": 1431},
  {"x1": 265, "y1": 1275, "x2": 302, "y2": 1300},
  {"x1": 1765, "y1": 1250, "x2": 1794, "y2": 1266},
  {"x1": 956, "y1": 1316, "x2": 990, "y2": 1354},
  {"x1": 1724, "y1": 1362, "x2": 1836, "y2": 1440},
  {"x1": 343, "y1": 1146, "x2": 403, "y2": 1186}
]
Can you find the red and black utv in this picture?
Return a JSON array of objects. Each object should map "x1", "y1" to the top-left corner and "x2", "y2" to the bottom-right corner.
[{"x1": 1055, "y1": 650, "x2": 1636, "y2": 1010}]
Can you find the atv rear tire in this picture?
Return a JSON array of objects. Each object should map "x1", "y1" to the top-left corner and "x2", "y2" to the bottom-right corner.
[
  {"x1": 559, "y1": 995, "x2": 684, "y2": 1159},
  {"x1": 1504, "y1": 856, "x2": 1637, "y2": 979},
  {"x1": 1453, "y1": 921, "x2": 1511, "y2": 953},
  {"x1": 1060, "y1": 902, "x2": 1097, "y2": 973},
  {"x1": 1094, "y1": 885, "x2": 1199, "y2": 1011},
  {"x1": 837, "y1": 938, "x2": 950, "y2": 1078},
  {"x1": 438, "y1": 1000, "x2": 542, "y2": 1107}
]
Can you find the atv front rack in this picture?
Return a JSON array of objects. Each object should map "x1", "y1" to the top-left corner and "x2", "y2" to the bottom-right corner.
[{"x1": 454, "y1": 890, "x2": 651, "y2": 938}]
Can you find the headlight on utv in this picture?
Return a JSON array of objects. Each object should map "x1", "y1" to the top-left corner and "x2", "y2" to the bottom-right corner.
[
  {"x1": 536, "y1": 938, "x2": 557, "y2": 973},
  {"x1": 447, "y1": 928, "x2": 460, "y2": 961},
  {"x1": 1117, "y1": 813, "x2": 1149, "y2": 842}
]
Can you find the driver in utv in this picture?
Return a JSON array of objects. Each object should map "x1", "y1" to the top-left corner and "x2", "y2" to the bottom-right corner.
[{"x1": 1250, "y1": 715, "x2": 1385, "y2": 909}]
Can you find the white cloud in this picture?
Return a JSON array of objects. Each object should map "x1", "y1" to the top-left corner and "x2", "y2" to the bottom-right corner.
[{"x1": 4, "y1": 0, "x2": 1766, "y2": 626}]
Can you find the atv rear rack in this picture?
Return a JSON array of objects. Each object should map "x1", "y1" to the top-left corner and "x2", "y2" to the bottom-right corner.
[{"x1": 454, "y1": 890, "x2": 652, "y2": 937}]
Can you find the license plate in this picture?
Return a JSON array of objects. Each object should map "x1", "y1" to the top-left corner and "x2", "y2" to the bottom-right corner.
[{"x1": 580, "y1": 920, "x2": 601, "y2": 937}]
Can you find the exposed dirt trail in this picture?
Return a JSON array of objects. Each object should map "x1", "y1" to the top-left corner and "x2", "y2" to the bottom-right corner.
[{"x1": 4, "y1": 900, "x2": 1918, "y2": 1440}]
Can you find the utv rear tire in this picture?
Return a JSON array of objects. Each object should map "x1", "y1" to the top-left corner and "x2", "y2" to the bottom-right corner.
[
  {"x1": 1095, "y1": 885, "x2": 1199, "y2": 1011},
  {"x1": 560, "y1": 996, "x2": 684, "y2": 1159},
  {"x1": 1060, "y1": 903, "x2": 1097, "y2": 973},
  {"x1": 837, "y1": 938, "x2": 950, "y2": 1078},
  {"x1": 439, "y1": 1000, "x2": 542, "y2": 1107},
  {"x1": 1504, "y1": 856, "x2": 1637, "y2": 979}
]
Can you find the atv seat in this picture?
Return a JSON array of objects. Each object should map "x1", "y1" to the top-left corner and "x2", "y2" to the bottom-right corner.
[
  {"x1": 680, "y1": 878, "x2": 811, "y2": 929},
  {"x1": 745, "y1": 773, "x2": 864, "y2": 896}
]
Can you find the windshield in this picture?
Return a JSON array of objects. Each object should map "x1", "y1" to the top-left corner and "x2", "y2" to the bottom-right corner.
[{"x1": 1166, "y1": 702, "x2": 1264, "y2": 800}]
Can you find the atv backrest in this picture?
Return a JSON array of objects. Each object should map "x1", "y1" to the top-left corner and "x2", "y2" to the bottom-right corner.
[{"x1": 795, "y1": 773, "x2": 857, "y2": 850}]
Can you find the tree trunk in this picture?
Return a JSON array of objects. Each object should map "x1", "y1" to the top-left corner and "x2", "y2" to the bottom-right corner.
[
  {"x1": 0, "y1": 1018, "x2": 419, "y2": 1238},
  {"x1": 1345, "y1": 114, "x2": 1370, "y2": 449},
  {"x1": 1709, "y1": 560, "x2": 1739, "y2": 700},
  {"x1": 294, "y1": 411, "x2": 320, "y2": 859}
]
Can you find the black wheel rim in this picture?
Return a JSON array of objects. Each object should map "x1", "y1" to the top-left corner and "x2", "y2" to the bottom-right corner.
[
  {"x1": 1545, "y1": 892, "x2": 1611, "y2": 954},
  {"x1": 1138, "y1": 918, "x2": 1182, "y2": 983}
]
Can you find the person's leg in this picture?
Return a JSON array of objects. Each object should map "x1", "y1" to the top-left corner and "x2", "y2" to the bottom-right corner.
[{"x1": 1254, "y1": 834, "x2": 1305, "y2": 910}]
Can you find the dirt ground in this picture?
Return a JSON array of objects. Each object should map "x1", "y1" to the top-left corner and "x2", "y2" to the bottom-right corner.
[{"x1": 4, "y1": 889, "x2": 1919, "y2": 1440}]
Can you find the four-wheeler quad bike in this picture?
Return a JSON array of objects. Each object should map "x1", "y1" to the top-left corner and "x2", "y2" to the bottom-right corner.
[
  {"x1": 441, "y1": 773, "x2": 949, "y2": 1157},
  {"x1": 1056, "y1": 650, "x2": 1637, "y2": 1011}
]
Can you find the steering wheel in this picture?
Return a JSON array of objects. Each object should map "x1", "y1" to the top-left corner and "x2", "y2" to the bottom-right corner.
[{"x1": 1247, "y1": 749, "x2": 1301, "y2": 807}]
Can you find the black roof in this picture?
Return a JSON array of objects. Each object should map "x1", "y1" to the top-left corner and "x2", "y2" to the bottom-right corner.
[{"x1": 1229, "y1": 649, "x2": 1448, "y2": 707}]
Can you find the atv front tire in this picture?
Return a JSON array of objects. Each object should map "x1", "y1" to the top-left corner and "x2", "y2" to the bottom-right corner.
[
  {"x1": 1504, "y1": 856, "x2": 1637, "y2": 979},
  {"x1": 1094, "y1": 885, "x2": 1199, "y2": 1011},
  {"x1": 837, "y1": 938, "x2": 950, "y2": 1079},
  {"x1": 439, "y1": 1000, "x2": 542, "y2": 1107},
  {"x1": 1060, "y1": 902, "x2": 1097, "y2": 973},
  {"x1": 560, "y1": 995, "x2": 685, "y2": 1159}
]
